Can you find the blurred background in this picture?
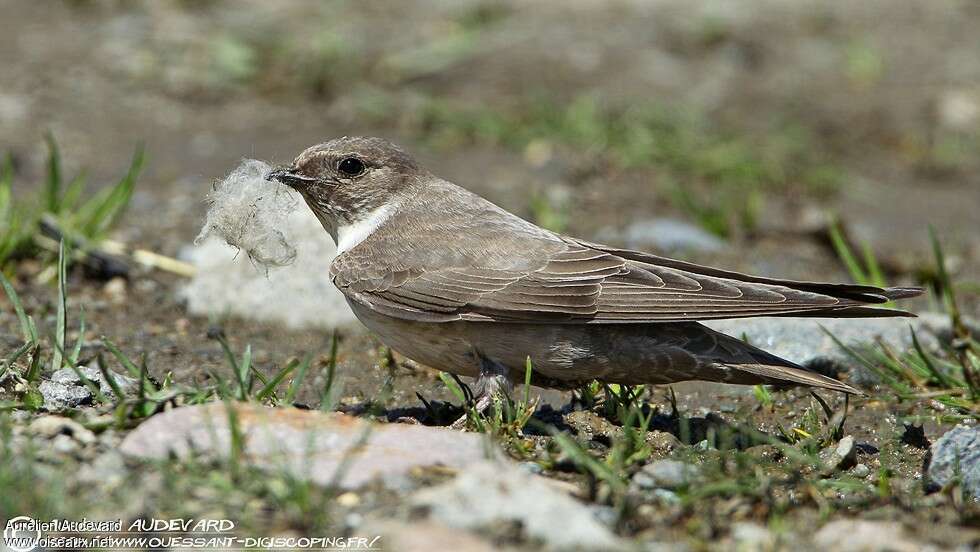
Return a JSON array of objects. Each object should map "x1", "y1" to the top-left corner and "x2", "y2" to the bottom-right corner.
[
  {"x1": 2, "y1": 3, "x2": 979, "y2": 545},
  {"x1": 1, "y1": 0, "x2": 977, "y2": 288}
]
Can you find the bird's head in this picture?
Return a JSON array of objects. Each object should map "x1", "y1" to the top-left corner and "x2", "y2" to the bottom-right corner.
[{"x1": 268, "y1": 136, "x2": 425, "y2": 239}]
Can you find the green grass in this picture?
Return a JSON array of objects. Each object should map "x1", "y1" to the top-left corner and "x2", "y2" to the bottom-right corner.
[
  {"x1": 0, "y1": 135, "x2": 143, "y2": 271},
  {"x1": 825, "y1": 231, "x2": 978, "y2": 422},
  {"x1": 828, "y1": 217, "x2": 888, "y2": 288},
  {"x1": 430, "y1": 357, "x2": 539, "y2": 440},
  {"x1": 0, "y1": 241, "x2": 332, "y2": 425}
]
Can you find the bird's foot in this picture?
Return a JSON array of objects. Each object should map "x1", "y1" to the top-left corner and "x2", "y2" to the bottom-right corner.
[{"x1": 449, "y1": 350, "x2": 513, "y2": 430}]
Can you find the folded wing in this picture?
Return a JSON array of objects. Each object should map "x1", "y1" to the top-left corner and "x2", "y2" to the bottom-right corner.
[{"x1": 334, "y1": 236, "x2": 921, "y2": 324}]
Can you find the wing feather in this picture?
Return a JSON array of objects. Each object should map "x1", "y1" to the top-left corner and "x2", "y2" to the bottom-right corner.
[{"x1": 333, "y1": 235, "x2": 919, "y2": 323}]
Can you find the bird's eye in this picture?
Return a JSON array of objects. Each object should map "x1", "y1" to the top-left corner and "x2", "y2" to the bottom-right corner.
[{"x1": 337, "y1": 157, "x2": 366, "y2": 177}]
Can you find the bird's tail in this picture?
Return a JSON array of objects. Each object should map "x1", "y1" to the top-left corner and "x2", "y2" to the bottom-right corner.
[{"x1": 691, "y1": 323, "x2": 864, "y2": 395}]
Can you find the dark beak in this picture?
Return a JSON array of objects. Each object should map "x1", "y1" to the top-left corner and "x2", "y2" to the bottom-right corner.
[{"x1": 267, "y1": 166, "x2": 316, "y2": 189}]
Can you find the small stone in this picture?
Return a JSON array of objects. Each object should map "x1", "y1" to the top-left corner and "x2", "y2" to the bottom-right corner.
[
  {"x1": 633, "y1": 460, "x2": 699, "y2": 490},
  {"x1": 693, "y1": 439, "x2": 713, "y2": 451},
  {"x1": 926, "y1": 425, "x2": 979, "y2": 499},
  {"x1": 651, "y1": 489, "x2": 681, "y2": 505},
  {"x1": 565, "y1": 410, "x2": 619, "y2": 442},
  {"x1": 336, "y1": 492, "x2": 361, "y2": 507},
  {"x1": 29, "y1": 415, "x2": 97, "y2": 445},
  {"x1": 39, "y1": 381, "x2": 93, "y2": 411},
  {"x1": 645, "y1": 430, "x2": 682, "y2": 454},
  {"x1": 518, "y1": 461, "x2": 544, "y2": 475},
  {"x1": 49, "y1": 366, "x2": 138, "y2": 401},
  {"x1": 412, "y1": 461, "x2": 621, "y2": 550},
  {"x1": 103, "y1": 277, "x2": 128, "y2": 304},
  {"x1": 851, "y1": 463, "x2": 871, "y2": 478},
  {"x1": 820, "y1": 435, "x2": 857, "y2": 472}
]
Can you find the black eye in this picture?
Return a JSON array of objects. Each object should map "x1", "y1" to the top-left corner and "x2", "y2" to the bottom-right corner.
[{"x1": 337, "y1": 157, "x2": 365, "y2": 177}]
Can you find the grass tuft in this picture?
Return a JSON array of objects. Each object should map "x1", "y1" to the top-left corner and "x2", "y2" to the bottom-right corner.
[{"x1": 0, "y1": 136, "x2": 143, "y2": 270}]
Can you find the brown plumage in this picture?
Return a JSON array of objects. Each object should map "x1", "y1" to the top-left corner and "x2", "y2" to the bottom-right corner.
[{"x1": 270, "y1": 136, "x2": 923, "y2": 397}]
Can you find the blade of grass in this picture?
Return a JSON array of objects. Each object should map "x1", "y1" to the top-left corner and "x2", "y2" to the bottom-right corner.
[
  {"x1": 44, "y1": 132, "x2": 62, "y2": 213},
  {"x1": 0, "y1": 271, "x2": 36, "y2": 343},
  {"x1": 102, "y1": 337, "x2": 141, "y2": 378},
  {"x1": 285, "y1": 353, "x2": 313, "y2": 404},
  {"x1": 51, "y1": 240, "x2": 68, "y2": 373},
  {"x1": 439, "y1": 372, "x2": 468, "y2": 404},
  {"x1": 320, "y1": 331, "x2": 339, "y2": 411},
  {"x1": 257, "y1": 359, "x2": 297, "y2": 402},
  {"x1": 828, "y1": 219, "x2": 868, "y2": 284}
]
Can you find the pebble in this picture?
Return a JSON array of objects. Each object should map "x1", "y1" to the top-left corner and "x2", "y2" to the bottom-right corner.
[
  {"x1": 926, "y1": 425, "x2": 979, "y2": 499},
  {"x1": 41, "y1": 366, "x2": 138, "y2": 411},
  {"x1": 336, "y1": 492, "x2": 361, "y2": 507},
  {"x1": 851, "y1": 463, "x2": 871, "y2": 478},
  {"x1": 632, "y1": 460, "x2": 699, "y2": 490},
  {"x1": 820, "y1": 435, "x2": 857, "y2": 472},
  {"x1": 646, "y1": 430, "x2": 682, "y2": 454}
]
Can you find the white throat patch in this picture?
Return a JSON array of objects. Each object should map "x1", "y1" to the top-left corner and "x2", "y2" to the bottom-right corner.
[{"x1": 335, "y1": 204, "x2": 394, "y2": 255}]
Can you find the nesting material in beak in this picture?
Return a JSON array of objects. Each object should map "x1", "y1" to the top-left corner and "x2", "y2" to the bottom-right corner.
[{"x1": 195, "y1": 159, "x2": 302, "y2": 267}]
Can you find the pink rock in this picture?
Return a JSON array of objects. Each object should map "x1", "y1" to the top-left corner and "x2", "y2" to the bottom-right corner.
[{"x1": 119, "y1": 403, "x2": 493, "y2": 489}]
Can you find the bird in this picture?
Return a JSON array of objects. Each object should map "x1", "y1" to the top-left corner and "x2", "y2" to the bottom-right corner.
[{"x1": 267, "y1": 136, "x2": 922, "y2": 409}]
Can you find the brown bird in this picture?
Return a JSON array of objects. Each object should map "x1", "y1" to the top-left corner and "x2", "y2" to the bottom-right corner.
[{"x1": 268, "y1": 137, "x2": 921, "y2": 407}]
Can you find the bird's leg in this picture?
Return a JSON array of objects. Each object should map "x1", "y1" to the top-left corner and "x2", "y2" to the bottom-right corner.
[{"x1": 449, "y1": 349, "x2": 513, "y2": 430}]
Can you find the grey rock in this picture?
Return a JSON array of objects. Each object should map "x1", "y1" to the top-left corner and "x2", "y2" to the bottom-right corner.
[
  {"x1": 519, "y1": 461, "x2": 544, "y2": 475},
  {"x1": 39, "y1": 381, "x2": 93, "y2": 411},
  {"x1": 820, "y1": 435, "x2": 857, "y2": 472},
  {"x1": 851, "y1": 463, "x2": 871, "y2": 478},
  {"x1": 119, "y1": 403, "x2": 493, "y2": 490},
  {"x1": 703, "y1": 317, "x2": 939, "y2": 379},
  {"x1": 633, "y1": 460, "x2": 698, "y2": 490},
  {"x1": 812, "y1": 520, "x2": 925, "y2": 552},
  {"x1": 927, "y1": 425, "x2": 979, "y2": 500},
  {"x1": 51, "y1": 366, "x2": 138, "y2": 399},
  {"x1": 565, "y1": 410, "x2": 619, "y2": 442},
  {"x1": 650, "y1": 488, "x2": 681, "y2": 505},
  {"x1": 645, "y1": 430, "x2": 682, "y2": 454},
  {"x1": 412, "y1": 461, "x2": 621, "y2": 551},
  {"x1": 599, "y1": 218, "x2": 725, "y2": 253}
]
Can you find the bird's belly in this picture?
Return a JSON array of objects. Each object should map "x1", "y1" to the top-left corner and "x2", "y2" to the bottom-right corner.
[
  {"x1": 346, "y1": 299, "x2": 700, "y2": 385},
  {"x1": 346, "y1": 299, "x2": 480, "y2": 378}
]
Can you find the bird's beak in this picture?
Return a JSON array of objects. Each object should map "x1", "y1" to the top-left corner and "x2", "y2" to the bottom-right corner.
[{"x1": 267, "y1": 166, "x2": 316, "y2": 189}]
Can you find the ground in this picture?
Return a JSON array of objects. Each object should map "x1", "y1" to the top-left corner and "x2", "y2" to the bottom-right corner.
[{"x1": 1, "y1": 1, "x2": 978, "y2": 550}]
